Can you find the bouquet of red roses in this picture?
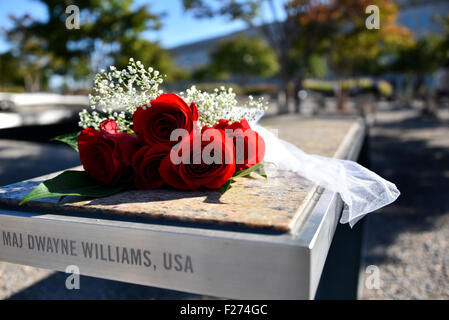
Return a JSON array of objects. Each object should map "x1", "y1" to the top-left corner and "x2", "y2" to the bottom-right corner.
[
  {"x1": 19, "y1": 59, "x2": 401, "y2": 229},
  {"x1": 79, "y1": 93, "x2": 266, "y2": 191},
  {"x1": 20, "y1": 60, "x2": 268, "y2": 204}
]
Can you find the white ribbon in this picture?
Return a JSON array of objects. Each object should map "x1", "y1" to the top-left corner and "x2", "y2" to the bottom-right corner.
[{"x1": 252, "y1": 123, "x2": 400, "y2": 228}]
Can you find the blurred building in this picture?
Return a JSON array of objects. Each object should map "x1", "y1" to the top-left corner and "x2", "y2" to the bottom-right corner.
[
  {"x1": 396, "y1": 0, "x2": 449, "y2": 37},
  {"x1": 169, "y1": 27, "x2": 260, "y2": 72}
]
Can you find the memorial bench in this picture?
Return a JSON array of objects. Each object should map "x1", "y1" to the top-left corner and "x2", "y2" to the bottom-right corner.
[{"x1": 0, "y1": 115, "x2": 366, "y2": 299}]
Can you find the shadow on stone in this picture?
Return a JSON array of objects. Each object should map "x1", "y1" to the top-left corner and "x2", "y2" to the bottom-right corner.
[{"x1": 7, "y1": 272, "x2": 206, "y2": 300}]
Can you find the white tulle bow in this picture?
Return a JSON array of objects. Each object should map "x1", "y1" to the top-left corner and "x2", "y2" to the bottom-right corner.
[{"x1": 252, "y1": 123, "x2": 400, "y2": 228}]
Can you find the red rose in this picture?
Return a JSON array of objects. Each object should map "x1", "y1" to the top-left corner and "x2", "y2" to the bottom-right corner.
[
  {"x1": 132, "y1": 144, "x2": 171, "y2": 190},
  {"x1": 209, "y1": 118, "x2": 265, "y2": 171},
  {"x1": 212, "y1": 118, "x2": 251, "y2": 131},
  {"x1": 159, "y1": 130, "x2": 235, "y2": 190},
  {"x1": 100, "y1": 119, "x2": 139, "y2": 166},
  {"x1": 78, "y1": 119, "x2": 139, "y2": 186},
  {"x1": 133, "y1": 93, "x2": 199, "y2": 146}
]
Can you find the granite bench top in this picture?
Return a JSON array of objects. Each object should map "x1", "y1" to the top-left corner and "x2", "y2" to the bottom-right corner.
[{"x1": 0, "y1": 115, "x2": 364, "y2": 232}]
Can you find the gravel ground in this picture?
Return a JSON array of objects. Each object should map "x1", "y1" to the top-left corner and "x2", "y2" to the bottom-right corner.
[
  {"x1": 359, "y1": 105, "x2": 449, "y2": 299},
  {"x1": 0, "y1": 262, "x2": 53, "y2": 299}
]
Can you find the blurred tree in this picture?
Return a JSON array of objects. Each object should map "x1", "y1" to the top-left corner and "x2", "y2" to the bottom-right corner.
[
  {"x1": 182, "y1": 0, "x2": 412, "y2": 113},
  {"x1": 389, "y1": 14, "x2": 448, "y2": 103},
  {"x1": 391, "y1": 36, "x2": 443, "y2": 95},
  {"x1": 290, "y1": 0, "x2": 413, "y2": 111},
  {"x1": 114, "y1": 38, "x2": 181, "y2": 82},
  {"x1": 436, "y1": 15, "x2": 449, "y2": 96},
  {"x1": 432, "y1": 14, "x2": 449, "y2": 71},
  {"x1": 4, "y1": 0, "x2": 176, "y2": 91},
  {"x1": 208, "y1": 36, "x2": 278, "y2": 85},
  {"x1": 306, "y1": 54, "x2": 328, "y2": 78},
  {"x1": 442, "y1": 14, "x2": 449, "y2": 61},
  {"x1": 328, "y1": 0, "x2": 413, "y2": 77},
  {"x1": 5, "y1": 14, "x2": 58, "y2": 91},
  {"x1": 182, "y1": 0, "x2": 302, "y2": 114},
  {"x1": 322, "y1": 0, "x2": 413, "y2": 109},
  {"x1": 191, "y1": 64, "x2": 227, "y2": 82},
  {"x1": 0, "y1": 52, "x2": 27, "y2": 91}
]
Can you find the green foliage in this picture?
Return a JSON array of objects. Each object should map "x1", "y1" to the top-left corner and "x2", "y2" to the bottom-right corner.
[
  {"x1": 182, "y1": 0, "x2": 413, "y2": 114},
  {"x1": 377, "y1": 80, "x2": 393, "y2": 97},
  {"x1": 303, "y1": 79, "x2": 334, "y2": 92},
  {"x1": 5, "y1": 14, "x2": 56, "y2": 91},
  {"x1": 114, "y1": 39, "x2": 180, "y2": 83},
  {"x1": 441, "y1": 14, "x2": 449, "y2": 63},
  {"x1": 191, "y1": 65, "x2": 229, "y2": 82},
  {"x1": 4, "y1": 0, "x2": 177, "y2": 89},
  {"x1": 307, "y1": 54, "x2": 328, "y2": 78},
  {"x1": 208, "y1": 37, "x2": 279, "y2": 83},
  {"x1": 218, "y1": 178, "x2": 234, "y2": 194},
  {"x1": 302, "y1": 78, "x2": 393, "y2": 97},
  {"x1": 219, "y1": 161, "x2": 268, "y2": 194},
  {"x1": 19, "y1": 170, "x2": 127, "y2": 205},
  {"x1": 242, "y1": 84, "x2": 277, "y2": 97},
  {"x1": 51, "y1": 131, "x2": 80, "y2": 151},
  {"x1": 233, "y1": 162, "x2": 267, "y2": 179},
  {"x1": 0, "y1": 52, "x2": 26, "y2": 89},
  {"x1": 182, "y1": 0, "x2": 260, "y2": 21},
  {"x1": 391, "y1": 36, "x2": 446, "y2": 75},
  {"x1": 327, "y1": 0, "x2": 414, "y2": 77}
]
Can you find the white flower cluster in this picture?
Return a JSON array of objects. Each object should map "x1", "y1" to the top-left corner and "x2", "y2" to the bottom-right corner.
[
  {"x1": 78, "y1": 59, "x2": 269, "y2": 132},
  {"x1": 180, "y1": 85, "x2": 268, "y2": 128},
  {"x1": 78, "y1": 58, "x2": 165, "y2": 132}
]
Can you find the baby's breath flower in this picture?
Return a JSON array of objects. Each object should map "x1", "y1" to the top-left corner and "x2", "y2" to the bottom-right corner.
[
  {"x1": 80, "y1": 59, "x2": 269, "y2": 133},
  {"x1": 180, "y1": 86, "x2": 268, "y2": 128},
  {"x1": 83, "y1": 59, "x2": 166, "y2": 131}
]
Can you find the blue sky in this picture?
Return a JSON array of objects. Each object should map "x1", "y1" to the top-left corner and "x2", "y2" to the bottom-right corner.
[{"x1": 0, "y1": 0, "x2": 287, "y2": 52}]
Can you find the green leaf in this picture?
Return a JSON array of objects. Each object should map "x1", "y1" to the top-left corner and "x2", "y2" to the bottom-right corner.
[
  {"x1": 233, "y1": 162, "x2": 265, "y2": 178},
  {"x1": 19, "y1": 170, "x2": 127, "y2": 205},
  {"x1": 219, "y1": 161, "x2": 271, "y2": 194},
  {"x1": 254, "y1": 164, "x2": 268, "y2": 179},
  {"x1": 51, "y1": 131, "x2": 80, "y2": 151},
  {"x1": 218, "y1": 178, "x2": 234, "y2": 194}
]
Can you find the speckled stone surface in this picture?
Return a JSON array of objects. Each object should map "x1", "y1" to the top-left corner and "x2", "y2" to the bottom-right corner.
[{"x1": 0, "y1": 116, "x2": 362, "y2": 232}]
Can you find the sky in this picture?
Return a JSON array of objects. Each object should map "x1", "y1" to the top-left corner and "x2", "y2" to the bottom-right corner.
[{"x1": 0, "y1": 0, "x2": 287, "y2": 52}]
